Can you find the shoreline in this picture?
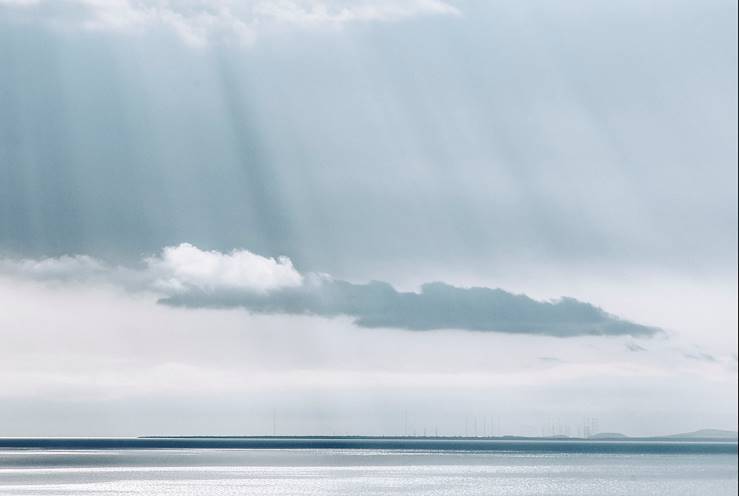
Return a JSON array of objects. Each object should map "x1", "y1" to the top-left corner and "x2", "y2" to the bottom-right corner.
[{"x1": 0, "y1": 437, "x2": 735, "y2": 454}]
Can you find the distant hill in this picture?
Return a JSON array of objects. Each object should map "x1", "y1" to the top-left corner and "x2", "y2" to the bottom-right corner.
[
  {"x1": 664, "y1": 429, "x2": 738, "y2": 440},
  {"x1": 590, "y1": 432, "x2": 628, "y2": 439},
  {"x1": 585, "y1": 429, "x2": 737, "y2": 440}
]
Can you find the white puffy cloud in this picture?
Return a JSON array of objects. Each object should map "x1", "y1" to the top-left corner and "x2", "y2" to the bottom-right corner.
[
  {"x1": 0, "y1": 243, "x2": 303, "y2": 293},
  {"x1": 146, "y1": 242, "x2": 303, "y2": 292},
  {"x1": 0, "y1": 0, "x2": 460, "y2": 45}
]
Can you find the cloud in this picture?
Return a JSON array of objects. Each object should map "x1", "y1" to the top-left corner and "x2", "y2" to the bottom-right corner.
[
  {"x1": 162, "y1": 278, "x2": 661, "y2": 337},
  {"x1": 0, "y1": 254, "x2": 107, "y2": 281},
  {"x1": 1, "y1": 243, "x2": 302, "y2": 293},
  {"x1": 0, "y1": 244, "x2": 660, "y2": 337},
  {"x1": 684, "y1": 351, "x2": 718, "y2": 363},
  {"x1": 0, "y1": 0, "x2": 460, "y2": 45},
  {"x1": 145, "y1": 243, "x2": 303, "y2": 293},
  {"x1": 626, "y1": 342, "x2": 647, "y2": 352},
  {"x1": 539, "y1": 356, "x2": 564, "y2": 363}
]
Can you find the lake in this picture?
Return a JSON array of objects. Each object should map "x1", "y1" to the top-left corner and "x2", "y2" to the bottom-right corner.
[{"x1": 0, "y1": 439, "x2": 736, "y2": 495}]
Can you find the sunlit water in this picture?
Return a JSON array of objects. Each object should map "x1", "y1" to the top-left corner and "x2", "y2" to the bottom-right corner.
[{"x1": 0, "y1": 448, "x2": 736, "y2": 495}]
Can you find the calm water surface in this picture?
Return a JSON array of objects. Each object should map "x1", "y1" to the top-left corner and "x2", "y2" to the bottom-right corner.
[{"x1": 0, "y1": 446, "x2": 736, "y2": 495}]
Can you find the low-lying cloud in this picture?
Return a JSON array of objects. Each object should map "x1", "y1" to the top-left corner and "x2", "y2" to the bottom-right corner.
[
  {"x1": 0, "y1": 0, "x2": 460, "y2": 46},
  {"x1": 0, "y1": 243, "x2": 661, "y2": 337},
  {"x1": 162, "y1": 279, "x2": 660, "y2": 337}
]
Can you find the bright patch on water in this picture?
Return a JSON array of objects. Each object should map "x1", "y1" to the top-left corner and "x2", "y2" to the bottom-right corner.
[{"x1": 0, "y1": 448, "x2": 736, "y2": 495}]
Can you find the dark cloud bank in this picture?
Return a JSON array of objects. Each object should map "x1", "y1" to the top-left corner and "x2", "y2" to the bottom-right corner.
[{"x1": 161, "y1": 279, "x2": 660, "y2": 337}]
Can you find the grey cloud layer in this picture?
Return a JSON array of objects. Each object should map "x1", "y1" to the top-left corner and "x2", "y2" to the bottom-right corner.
[
  {"x1": 1, "y1": 0, "x2": 735, "y2": 279},
  {"x1": 162, "y1": 278, "x2": 660, "y2": 337}
]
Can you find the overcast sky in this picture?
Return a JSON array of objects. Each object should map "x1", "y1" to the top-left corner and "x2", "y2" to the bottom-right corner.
[{"x1": 0, "y1": 0, "x2": 736, "y2": 437}]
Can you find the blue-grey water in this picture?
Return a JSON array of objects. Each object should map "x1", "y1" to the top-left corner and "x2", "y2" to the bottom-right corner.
[{"x1": 0, "y1": 441, "x2": 736, "y2": 495}]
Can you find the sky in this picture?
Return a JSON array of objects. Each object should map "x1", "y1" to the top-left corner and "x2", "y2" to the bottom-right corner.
[{"x1": 0, "y1": 0, "x2": 737, "y2": 437}]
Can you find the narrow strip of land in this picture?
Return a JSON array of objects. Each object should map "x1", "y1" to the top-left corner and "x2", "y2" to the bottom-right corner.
[{"x1": 0, "y1": 437, "x2": 735, "y2": 454}]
